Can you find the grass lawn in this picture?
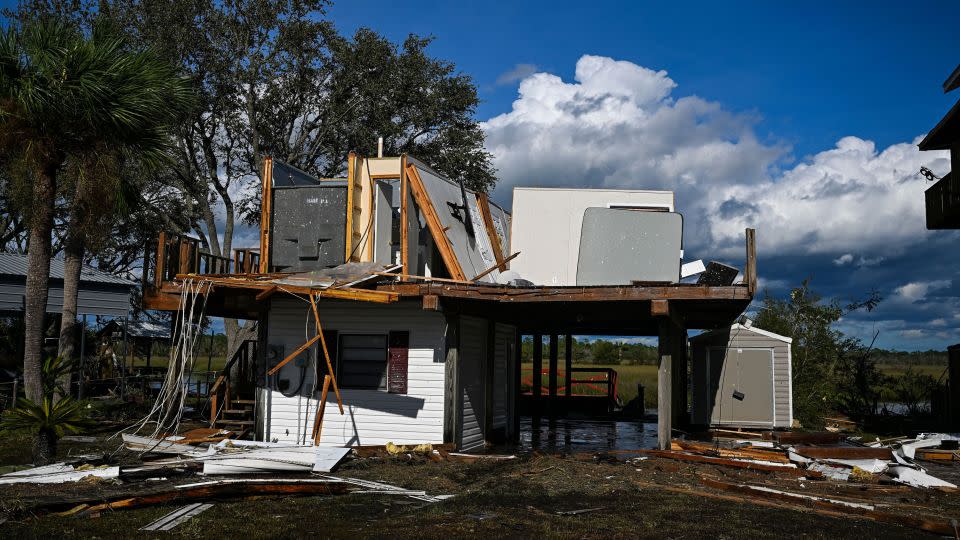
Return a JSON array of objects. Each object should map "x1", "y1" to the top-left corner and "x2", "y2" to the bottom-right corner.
[{"x1": 522, "y1": 362, "x2": 659, "y2": 408}]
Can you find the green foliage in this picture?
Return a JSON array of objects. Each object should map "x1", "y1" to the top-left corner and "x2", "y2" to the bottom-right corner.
[
  {"x1": 0, "y1": 396, "x2": 91, "y2": 436},
  {"x1": 754, "y1": 279, "x2": 887, "y2": 427}
]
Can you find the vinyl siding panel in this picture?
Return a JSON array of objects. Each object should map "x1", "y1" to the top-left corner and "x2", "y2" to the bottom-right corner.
[
  {"x1": 0, "y1": 278, "x2": 131, "y2": 316},
  {"x1": 263, "y1": 299, "x2": 446, "y2": 446},
  {"x1": 690, "y1": 328, "x2": 792, "y2": 428},
  {"x1": 458, "y1": 316, "x2": 487, "y2": 451}
]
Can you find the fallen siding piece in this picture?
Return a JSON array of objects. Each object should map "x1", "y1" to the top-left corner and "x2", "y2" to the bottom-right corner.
[
  {"x1": 807, "y1": 462, "x2": 851, "y2": 481},
  {"x1": 0, "y1": 464, "x2": 119, "y2": 484},
  {"x1": 793, "y1": 446, "x2": 893, "y2": 460},
  {"x1": 140, "y1": 503, "x2": 213, "y2": 531},
  {"x1": 699, "y1": 476, "x2": 956, "y2": 536},
  {"x1": 823, "y1": 458, "x2": 889, "y2": 474},
  {"x1": 888, "y1": 466, "x2": 958, "y2": 489},
  {"x1": 319, "y1": 475, "x2": 454, "y2": 503},
  {"x1": 122, "y1": 434, "x2": 203, "y2": 456},
  {"x1": 899, "y1": 438, "x2": 946, "y2": 460},
  {"x1": 314, "y1": 447, "x2": 352, "y2": 473}
]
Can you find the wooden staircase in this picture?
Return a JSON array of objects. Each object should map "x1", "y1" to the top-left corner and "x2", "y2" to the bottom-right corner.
[{"x1": 209, "y1": 340, "x2": 257, "y2": 434}]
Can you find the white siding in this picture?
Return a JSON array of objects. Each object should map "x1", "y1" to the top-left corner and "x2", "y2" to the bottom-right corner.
[
  {"x1": 492, "y1": 323, "x2": 514, "y2": 431},
  {"x1": 263, "y1": 299, "x2": 447, "y2": 446}
]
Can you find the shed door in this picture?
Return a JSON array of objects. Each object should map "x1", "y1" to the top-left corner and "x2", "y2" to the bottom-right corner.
[
  {"x1": 458, "y1": 317, "x2": 487, "y2": 450},
  {"x1": 709, "y1": 347, "x2": 774, "y2": 427}
]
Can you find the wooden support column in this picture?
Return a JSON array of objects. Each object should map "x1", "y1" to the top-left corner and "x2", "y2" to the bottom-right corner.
[
  {"x1": 564, "y1": 334, "x2": 573, "y2": 397},
  {"x1": 657, "y1": 319, "x2": 672, "y2": 450},
  {"x1": 513, "y1": 331, "x2": 522, "y2": 443},
  {"x1": 672, "y1": 324, "x2": 688, "y2": 427},
  {"x1": 548, "y1": 335, "x2": 558, "y2": 400},
  {"x1": 532, "y1": 334, "x2": 542, "y2": 421}
]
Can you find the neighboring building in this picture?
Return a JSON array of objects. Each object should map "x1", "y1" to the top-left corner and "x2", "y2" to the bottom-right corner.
[
  {"x1": 920, "y1": 64, "x2": 960, "y2": 229},
  {"x1": 0, "y1": 252, "x2": 135, "y2": 317},
  {"x1": 689, "y1": 323, "x2": 793, "y2": 429}
]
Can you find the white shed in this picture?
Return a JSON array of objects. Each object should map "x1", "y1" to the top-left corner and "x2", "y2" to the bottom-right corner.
[{"x1": 690, "y1": 324, "x2": 793, "y2": 429}]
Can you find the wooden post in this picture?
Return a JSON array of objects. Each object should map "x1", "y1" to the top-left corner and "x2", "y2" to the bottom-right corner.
[
  {"x1": 312, "y1": 375, "x2": 331, "y2": 445},
  {"x1": 154, "y1": 232, "x2": 167, "y2": 287},
  {"x1": 658, "y1": 319, "x2": 672, "y2": 450},
  {"x1": 745, "y1": 228, "x2": 757, "y2": 295},
  {"x1": 548, "y1": 335, "x2": 558, "y2": 404},
  {"x1": 532, "y1": 334, "x2": 542, "y2": 420},
  {"x1": 400, "y1": 154, "x2": 409, "y2": 277},
  {"x1": 259, "y1": 157, "x2": 273, "y2": 273},
  {"x1": 564, "y1": 334, "x2": 573, "y2": 397},
  {"x1": 673, "y1": 325, "x2": 688, "y2": 427},
  {"x1": 345, "y1": 151, "x2": 356, "y2": 262},
  {"x1": 513, "y1": 331, "x2": 522, "y2": 443}
]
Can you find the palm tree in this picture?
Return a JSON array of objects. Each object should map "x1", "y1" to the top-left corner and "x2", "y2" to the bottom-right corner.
[{"x1": 0, "y1": 19, "x2": 191, "y2": 411}]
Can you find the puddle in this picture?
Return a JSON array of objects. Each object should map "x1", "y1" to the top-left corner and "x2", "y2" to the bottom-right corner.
[{"x1": 517, "y1": 416, "x2": 658, "y2": 454}]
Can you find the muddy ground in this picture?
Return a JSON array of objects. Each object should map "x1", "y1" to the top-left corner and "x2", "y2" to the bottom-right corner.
[{"x1": 1, "y1": 433, "x2": 958, "y2": 539}]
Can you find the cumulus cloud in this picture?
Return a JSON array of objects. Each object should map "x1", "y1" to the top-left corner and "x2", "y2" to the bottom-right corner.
[
  {"x1": 496, "y1": 63, "x2": 540, "y2": 85},
  {"x1": 482, "y1": 55, "x2": 952, "y2": 260},
  {"x1": 892, "y1": 280, "x2": 951, "y2": 303}
]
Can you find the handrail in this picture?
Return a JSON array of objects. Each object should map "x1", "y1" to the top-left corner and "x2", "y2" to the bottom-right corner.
[
  {"x1": 520, "y1": 366, "x2": 619, "y2": 403},
  {"x1": 143, "y1": 232, "x2": 264, "y2": 290},
  {"x1": 209, "y1": 339, "x2": 257, "y2": 426}
]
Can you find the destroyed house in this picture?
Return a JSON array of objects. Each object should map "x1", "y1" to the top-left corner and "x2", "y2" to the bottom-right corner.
[{"x1": 142, "y1": 152, "x2": 756, "y2": 451}]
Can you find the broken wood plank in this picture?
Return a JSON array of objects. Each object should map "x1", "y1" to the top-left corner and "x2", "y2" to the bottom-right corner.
[
  {"x1": 266, "y1": 334, "x2": 321, "y2": 376},
  {"x1": 472, "y1": 251, "x2": 520, "y2": 282},
  {"x1": 260, "y1": 157, "x2": 273, "y2": 272},
  {"x1": 255, "y1": 286, "x2": 278, "y2": 302},
  {"x1": 311, "y1": 293, "x2": 343, "y2": 414},
  {"x1": 312, "y1": 375, "x2": 331, "y2": 445},
  {"x1": 699, "y1": 476, "x2": 956, "y2": 536},
  {"x1": 642, "y1": 450, "x2": 820, "y2": 478},
  {"x1": 792, "y1": 446, "x2": 893, "y2": 460},
  {"x1": 764, "y1": 431, "x2": 846, "y2": 445}
]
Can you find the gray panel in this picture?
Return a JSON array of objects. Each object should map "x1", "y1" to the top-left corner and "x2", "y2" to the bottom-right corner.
[
  {"x1": 576, "y1": 209, "x2": 682, "y2": 285},
  {"x1": 272, "y1": 160, "x2": 323, "y2": 187},
  {"x1": 270, "y1": 185, "x2": 347, "y2": 272},
  {"x1": 374, "y1": 180, "x2": 397, "y2": 265},
  {"x1": 0, "y1": 252, "x2": 135, "y2": 286},
  {"x1": 709, "y1": 347, "x2": 774, "y2": 426},
  {"x1": 415, "y1": 167, "x2": 497, "y2": 281}
]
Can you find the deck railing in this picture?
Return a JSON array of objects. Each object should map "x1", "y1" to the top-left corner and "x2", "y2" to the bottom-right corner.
[
  {"x1": 142, "y1": 232, "x2": 262, "y2": 289},
  {"x1": 520, "y1": 366, "x2": 619, "y2": 405}
]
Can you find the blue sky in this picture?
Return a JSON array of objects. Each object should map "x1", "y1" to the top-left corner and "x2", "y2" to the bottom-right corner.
[
  {"x1": 3, "y1": 1, "x2": 958, "y2": 350},
  {"x1": 328, "y1": 1, "x2": 960, "y2": 351}
]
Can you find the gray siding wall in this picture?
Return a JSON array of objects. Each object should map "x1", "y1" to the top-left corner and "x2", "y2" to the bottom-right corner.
[
  {"x1": 691, "y1": 328, "x2": 792, "y2": 428},
  {"x1": 263, "y1": 298, "x2": 446, "y2": 446},
  {"x1": 458, "y1": 316, "x2": 487, "y2": 451},
  {"x1": 0, "y1": 279, "x2": 130, "y2": 316}
]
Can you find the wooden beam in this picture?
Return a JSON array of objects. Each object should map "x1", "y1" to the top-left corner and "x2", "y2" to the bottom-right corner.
[
  {"x1": 564, "y1": 334, "x2": 572, "y2": 397},
  {"x1": 345, "y1": 151, "x2": 356, "y2": 262},
  {"x1": 371, "y1": 271, "x2": 474, "y2": 285},
  {"x1": 422, "y1": 294, "x2": 440, "y2": 311},
  {"x1": 650, "y1": 299, "x2": 669, "y2": 317},
  {"x1": 400, "y1": 154, "x2": 409, "y2": 278},
  {"x1": 472, "y1": 251, "x2": 520, "y2": 282},
  {"x1": 310, "y1": 293, "x2": 344, "y2": 414},
  {"x1": 266, "y1": 334, "x2": 320, "y2": 376},
  {"x1": 255, "y1": 286, "x2": 278, "y2": 302},
  {"x1": 476, "y1": 193, "x2": 505, "y2": 269},
  {"x1": 532, "y1": 334, "x2": 543, "y2": 402},
  {"x1": 312, "y1": 374, "x2": 331, "y2": 445},
  {"x1": 745, "y1": 228, "x2": 757, "y2": 296},
  {"x1": 405, "y1": 164, "x2": 467, "y2": 281},
  {"x1": 259, "y1": 157, "x2": 273, "y2": 273}
]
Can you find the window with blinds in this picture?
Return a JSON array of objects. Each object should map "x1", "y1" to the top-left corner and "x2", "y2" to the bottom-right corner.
[{"x1": 337, "y1": 334, "x2": 388, "y2": 390}]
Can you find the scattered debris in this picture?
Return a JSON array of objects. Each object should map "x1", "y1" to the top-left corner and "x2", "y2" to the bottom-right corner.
[
  {"x1": 0, "y1": 463, "x2": 119, "y2": 485},
  {"x1": 140, "y1": 503, "x2": 214, "y2": 531},
  {"x1": 557, "y1": 507, "x2": 604, "y2": 515}
]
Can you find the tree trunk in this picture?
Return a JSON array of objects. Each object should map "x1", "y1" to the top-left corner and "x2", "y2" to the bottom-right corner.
[
  {"x1": 23, "y1": 165, "x2": 58, "y2": 404},
  {"x1": 32, "y1": 427, "x2": 57, "y2": 465},
  {"x1": 57, "y1": 203, "x2": 87, "y2": 401}
]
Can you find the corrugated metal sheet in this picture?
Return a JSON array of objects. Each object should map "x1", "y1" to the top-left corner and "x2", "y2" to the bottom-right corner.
[{"x1": 0, "y1": 252, "x2": 136, "y2": 286}]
